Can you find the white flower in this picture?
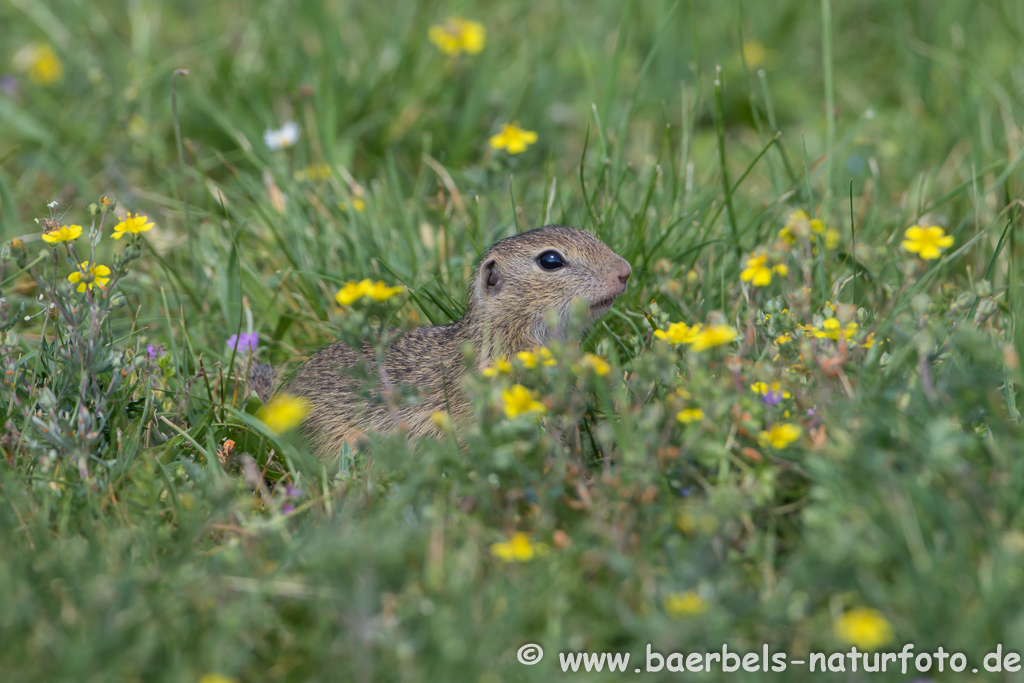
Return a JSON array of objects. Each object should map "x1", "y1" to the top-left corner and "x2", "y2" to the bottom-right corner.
[{"x1": 263, "y1": 121, "x2": 300, "y2": 151}]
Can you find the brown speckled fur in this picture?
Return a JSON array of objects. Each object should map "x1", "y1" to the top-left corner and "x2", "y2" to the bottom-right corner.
[{"x1": 285, "y1": 225, "x2": 631, "y2": 459}]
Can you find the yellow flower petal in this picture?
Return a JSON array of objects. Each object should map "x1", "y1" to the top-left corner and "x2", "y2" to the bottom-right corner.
[
  {"x1": 490, "y1": 532, "x2": 547, "y2": 562},
  {"x1": 257, "y1": 394, "x2": 310, "y2": 434},
  {"x1": 834, "y1": 607, "x2": 893, "y2": 650},
  {"x1": 654, "y1": 322, "x2": 699, "y2": 345},
  {"x1": 112, "y1": 212, "x2": 154, "y2": 239},
  {"x1": 663, "y1": 591, "x2": 707, "y2": 619},
  {"x1": 14, "y1": 44, "x2": 63, "y2": 86},
  {"x1": 687, "y1": 325, "x2": 738, "y2": 352},
  {"x1": 676, "y1": 408, "x2": 704, "y2": 424},
  {"x1": 489, "y1": 122, "x2": 537, "y2": 154},
  {"x1": 335, "y1": 281, "x2": 366, "y2": 306},
  {"x1": 334, "y1": 279, "x2": 403, "y2": 305},
  {"x1": 901, "y1": 225, "x2": 953, "y2": 260},
  {"x1": 502, "y1": 384, "x2": 546, "y2": 418},
  {"x1": 198, "y1": 675, "x2": 238, "y2": 683},
  {"x1": 67, "y1": 261, "x2": 111, "y2": 292},
  {"x1": 428, "y1": 18, "x2": 486, "y2": 56},
  {"x1": 572, "y1": 353, "x2": 610, "y2": 376},
  {"x1": 757, "y1": 423, "x2": 801, "y2": 449},
  {"x1": 363, "y1": 281, "x2": 405, "y2": 302},
  {"x1": 41, "y1": 224, "x2": 82, "y2": 244},
  {"x1": 482, "y1": 357, "x2": 512, "y2": 377}
]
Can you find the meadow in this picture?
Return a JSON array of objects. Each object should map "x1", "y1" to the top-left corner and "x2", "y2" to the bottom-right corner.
[{"x1": 4, "y1": 0, "x2": 1024, "y2": 680}]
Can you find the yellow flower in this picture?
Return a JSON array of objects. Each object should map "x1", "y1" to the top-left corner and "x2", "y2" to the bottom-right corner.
[
  {"x1": 41, "y1": 224, "x2": 82, "y2": 244},
  {"x1": 128, "y1": 114, "x2": 147, "y2": 138},
  {"x1": 821, "y1": 226, "x2": 840, "y2": 250},
  {"x1": 742, "y1": 40, "x2": 766, "y2": 68},
  {"x1": 490, "y1": 532, "x2": 547, "y2": 562},
  {"x1": 779, "y1": 209, "x2": 838, "y2": 249},
  {"x1": 335, "y1": 281, "x2": 365, "y2": 305},
  {"x1": 676, "y1": 511, "x2": 697, "y2": 535},
  {"x1": 516, "y1": 347, "x2": 556, "y2": 369},
  {"x1": 688, "y1": 325, "x2": 738, "y2": 352},
  {"x1": 14, "y1": 43, "x2": 63, "y2": 86},
  {"x1": 779, "y1": 209, "x2": 806, "y2": 244},
  {"x1": 775, "y1": 333, "x2": 792, "y2": 345},
  {"x1": 676, "y1": 408, "x2": 704, "y2": 424},
  {"x1": 807, "y1": 219, "x2": 839, "y2": 250},
  {"x1": 199, "y1": 675, "x2": 238, "y2": 683},
  {"x1": 502, "y1": 384, "x2": 546, "y2": 418},
  {"x1": 294, "y1": 163, "x2": 332, "y2": 182},
  {"x1": 757, "y1": 423, "x2": 802, "y2": 449},
  {"x1": 809, "y1": 318, "x2": 858, "y2": 341},
  {"x1": 337, "y1": 198, "x2": 366, "y2": 212},
  {"x1": 572, "y1": 353, "x2": 611, "y2": 376},
  {"x1": 482, "y1": 357, "x2": 513, "y2": 377},
  {"x1": 901, "y1": 225, "x2": 954, "y2": 260},
  {"x1": 663, "y1": 591, "x2": 707, "y2": 619},
  {"x1": 363, "y1": 280, "x2": 405, "y2": 301},
  {"x1": 428, "y1": 17, "x2": 486, "y2": 56},
  {"x1": 834, "y1": 607, "x2": 894, "y2": 650},
  {"x1": 67, "y1": 261, "x2": 111, "y2": 292},
  {"x1": 430, "y1": 410, "x2": 452, "y2": 431},
  {"x1": 740, "y1": 254, "x2": 772, "y2": 286},
  {"x1": 489, "y1": 122, "x2": 538, "y2": 154},
  {"x1": 750, "y1": 381, "x2": 791, "y2": 398},
  {"x1": 654, "y1": 322, "x2": 699, "y2": 345},
  {"x1": 334, "y1": 279, "x2": 404, "y2": 305},
  {"x1": 257, "y1": 394, "x2": 310, "y2": 434},
  {"x1": 112, "y1": 212, "x2": 155, "y2": 239}
]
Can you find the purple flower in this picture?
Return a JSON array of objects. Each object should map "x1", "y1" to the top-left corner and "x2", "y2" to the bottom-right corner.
[
  {"x1": 147, "y1": 343, "x2": 165, "y2": 361},
  {"x1": 761, "y1": 388, "x2": 784, "y2": 406},
  {"x1": 280, "y1": 482, "x2": 302, "y2": 514},
  {"x1": 0, "y1": 75, "x2": 18, "y2": 97},
  {"x1": 227, "y1": 331, "x2": 259, "y2": 354}
]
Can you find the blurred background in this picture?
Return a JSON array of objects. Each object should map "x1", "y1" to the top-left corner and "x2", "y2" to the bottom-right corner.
[
  {"x1": 4, "y1": 1, "x2": 1024, "y2": 681},
  {"x1": 4, "y1": 0, "x2": 1023, "y2": 350}
]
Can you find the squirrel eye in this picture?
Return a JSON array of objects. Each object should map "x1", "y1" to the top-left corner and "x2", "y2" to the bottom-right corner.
[{"x1": 537, "y1": 250, "x2": 566, "y2": 271}]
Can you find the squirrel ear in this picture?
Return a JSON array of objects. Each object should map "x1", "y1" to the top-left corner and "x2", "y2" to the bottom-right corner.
[{"x1": 481, "y1": 258, "x2": 502, "y2": 295}]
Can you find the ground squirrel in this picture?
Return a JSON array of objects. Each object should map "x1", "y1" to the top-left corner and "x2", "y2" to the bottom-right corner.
[{"x1": 281, "y1": 225, "x2": 631, "y2": 459}]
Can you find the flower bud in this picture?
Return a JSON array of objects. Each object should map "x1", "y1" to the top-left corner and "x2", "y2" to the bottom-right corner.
[{"x1": 9, "y1": 239, "x2": 27, "y2": 267}]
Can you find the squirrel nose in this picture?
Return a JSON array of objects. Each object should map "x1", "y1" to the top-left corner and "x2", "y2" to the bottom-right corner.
[{"x1": 617, "y1": 260, "x2": 632, "y2": 286}]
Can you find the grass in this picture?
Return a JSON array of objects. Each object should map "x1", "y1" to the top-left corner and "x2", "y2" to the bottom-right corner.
[{"x1": 4, "y1": 0, "x2": 1024, "y2": 680}]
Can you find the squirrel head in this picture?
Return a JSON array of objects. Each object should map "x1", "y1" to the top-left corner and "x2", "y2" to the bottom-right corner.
[{"x1": 468, "y1": 225, "x2": 631, "y2": 359}]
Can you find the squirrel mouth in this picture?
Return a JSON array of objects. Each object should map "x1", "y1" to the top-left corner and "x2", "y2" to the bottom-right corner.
[{"x1": 590, "y1": 295, "x2": 618, "y2": 314}]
